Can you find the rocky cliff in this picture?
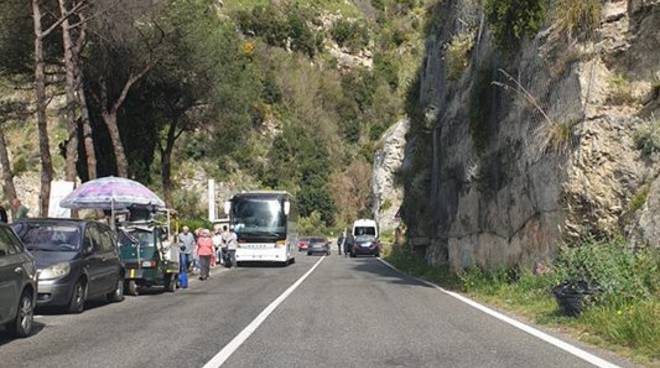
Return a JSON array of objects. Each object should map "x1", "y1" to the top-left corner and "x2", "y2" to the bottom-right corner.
[
  {"x1": 372, "y1": 118, "x2": 409, "y2": 231},
  {"x1": 401, "y1": 0, "x2": 660, "y2": 270}
]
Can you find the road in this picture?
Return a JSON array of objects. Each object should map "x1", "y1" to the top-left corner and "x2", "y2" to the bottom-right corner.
[{"x1": 0, "y1": 254, "x2": 632, "y2": 368}]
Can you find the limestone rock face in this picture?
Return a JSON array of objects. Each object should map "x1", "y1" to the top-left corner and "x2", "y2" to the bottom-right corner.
[
  {"x1": 631, "y1": 176, "x2": 660, "y2": 247},
  {"x1": 372, "y1": 118, "x2": 409, "y2": 231},
  {"x1": 402, "y1": 0, "x2": 660, "y2": 270}
]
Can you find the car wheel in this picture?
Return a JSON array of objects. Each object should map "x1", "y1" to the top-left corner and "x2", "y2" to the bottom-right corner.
[
  {"x1": 10, "y1": 291, "x2": 34, "y2": 338},
  {"x1": 290, "y1": 258, "x2": 296, "y2": 264},
  {"x1": 107, "y1": 277, "x2": 125, "y2": 302},
  {"x1": 127, "y1": 280, "x2": 139, "y2": 296},
  {"x1": 165, "y1": 274, "x2": 177, "y2": 293},
  {"x1": 350, "y1": 252, "x2": 356, "y2": 258},
  {"x1": 68, "y1": 279, "x2": 87, "y2": 314},
  {"x1": 307, "y1": 252, "x2": 312, "y2": 256}
]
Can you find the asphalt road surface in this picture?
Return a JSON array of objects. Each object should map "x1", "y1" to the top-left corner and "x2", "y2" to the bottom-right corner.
[{"x1": 0, "y1": 255, "x2": 633, "y2": 368}]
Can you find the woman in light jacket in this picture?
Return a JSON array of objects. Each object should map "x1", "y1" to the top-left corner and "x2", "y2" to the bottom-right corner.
[{"x1": 196, "y1": 229, "x2": 214, "y2": 280}]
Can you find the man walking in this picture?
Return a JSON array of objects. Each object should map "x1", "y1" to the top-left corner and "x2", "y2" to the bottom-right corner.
[
  {"x1": 337, "y1": 230, "x2": 345, "y2": 256},
  {"x1": 178, "y1": 226, "x2": 195, "y2": 273},
  {"x1": 221, "y1": 225, "x2": 237, "y2": 268}
]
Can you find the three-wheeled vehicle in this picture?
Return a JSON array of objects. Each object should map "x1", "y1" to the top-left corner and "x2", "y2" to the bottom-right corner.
[{"x1": 118, "y1": 221, "x2": 179, "y2": 295}]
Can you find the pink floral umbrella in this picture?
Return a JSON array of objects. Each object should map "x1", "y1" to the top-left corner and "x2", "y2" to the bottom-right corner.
[{"x1": 60, "y1": 176, "x2": 165, "y2": 210}]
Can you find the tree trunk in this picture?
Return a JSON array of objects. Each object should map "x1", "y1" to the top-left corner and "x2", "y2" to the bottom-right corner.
[
  {"x1": 161, "y1": 119, "x2": 178, "y2": 208},
  {"x1": 73, "y1": 8, "x2": 96, "y2": 180},
  {"x1": 32, "y1": 0, "x2": 53, "y2": 217},
  {"x1": 101, "y1": 111, "x2": 128, "y2": 177},
  {"x1": 78, "y1": 87, "x2": 97, "y2": 179},
  {"x1": 59, "y1": 0, "x2": 78, "y2": 183},
  {"x1": 0, "y1": 127, "x2": 18, "y2": 209}
]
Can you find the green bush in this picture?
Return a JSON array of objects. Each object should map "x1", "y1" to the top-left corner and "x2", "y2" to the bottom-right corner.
[
  {"x1": 608, "y1": 74, "x2": 637, "y2": 106},
  {"x1": 555, "y1": 0, "x2": 602, "y2": 37},
  {"x1": 633, "y1": 117, "x2": 660, "y2": 157},
  {"x1": 374, "y1": 53, "x2": 400, "y2": 90},
  {"x1": 485, "y1": 0, "x2": 546, "y2": 50},
  {"x1": 553, "y1": 238, "x2": 659, "y2": 304},
  {"x1": 235, "y1": 4, "x2": 322, "y2": 57},
  {"x1": 298, "y1": 211, "x2": 327, "y2": 236},
  {"x1": 445, "y1": 31, "x2": 475, "y2": 81},
  {"x1": 331, "y1": 19, "x2": 370, "y2": 52}
]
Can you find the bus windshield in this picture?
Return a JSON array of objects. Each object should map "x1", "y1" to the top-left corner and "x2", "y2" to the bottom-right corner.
[{"x1": 231, "y1": 198, "x2": 286, "y2": 240}]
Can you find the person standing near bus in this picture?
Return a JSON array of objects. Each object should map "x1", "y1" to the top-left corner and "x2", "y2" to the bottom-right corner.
[
  {"x1": 178, "y1": 226, "x2": 195, "y2": 272},
  {"x1": 212, "y1": 225, "x2": 224, "y2": 266},
  {"x1": 221, "y1": 225, "x2": 237, "y2": 268},
  {"x1": 196, "y1": 229, "x2": 214, "y2": 280}
]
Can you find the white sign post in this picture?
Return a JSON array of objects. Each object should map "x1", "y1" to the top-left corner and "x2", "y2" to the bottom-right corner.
[
  {"x1": 48, "y1": 180, "x2": 75, "y2": 218},
  {"x1": 208, "y1": 179, "x2": 216, "y2": 222}
]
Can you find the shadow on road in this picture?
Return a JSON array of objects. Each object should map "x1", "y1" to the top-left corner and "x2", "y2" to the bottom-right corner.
[
  {"x1": 348, "y1": 257, "x2": 432, "y2": 288},
  {"x1": 0, "y1": 321, "x2": 46, "y2": 347}
]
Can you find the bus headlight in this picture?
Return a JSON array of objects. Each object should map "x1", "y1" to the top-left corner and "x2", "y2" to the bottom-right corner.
[{"x1": 275, "y1": 240, "x2": 286, "y2": 248}]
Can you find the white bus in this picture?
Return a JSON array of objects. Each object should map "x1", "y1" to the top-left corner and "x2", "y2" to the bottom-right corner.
[{"x1": 224, "y1": 191, "x2": 297, "y2": 266}]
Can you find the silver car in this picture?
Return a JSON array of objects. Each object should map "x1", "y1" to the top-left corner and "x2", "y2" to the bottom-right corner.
[{"x1": 0, "y1": 224, "x2": 37, "y2": 337}]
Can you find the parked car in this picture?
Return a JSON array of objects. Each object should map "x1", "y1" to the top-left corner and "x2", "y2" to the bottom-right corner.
[
  {"x1": 12, "y1": 219, "x2": 124, "y2": 313},
  {"x1": 350, "y1": 235, "x2": 380, "y2": 257},
  {"x1": 306, "y1": 237, "x2": 330, "y2": 256},
  {"x1": 0, "y1": 224, "x2": 37, "y2": 337}
]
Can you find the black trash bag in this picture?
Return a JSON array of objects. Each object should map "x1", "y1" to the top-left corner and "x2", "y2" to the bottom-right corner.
[{"x1": 552, "y1": 280, "x2": 595, "y2": 317}]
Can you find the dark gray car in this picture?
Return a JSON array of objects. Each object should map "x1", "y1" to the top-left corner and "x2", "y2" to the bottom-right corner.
[
  {"x1": 0, "y1": 223, "x2": 37, "y2": 337},
  {"x1": 12, "y1": 219, "x2": 124, "y2": 313},
  {"x1": 307, "y1": 237, "x2": 330, "y2": 256}
]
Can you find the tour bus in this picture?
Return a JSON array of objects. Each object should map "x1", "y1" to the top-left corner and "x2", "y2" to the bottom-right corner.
[{"x1": 224, "y1": 191, "x2": 297, "y2": 265}]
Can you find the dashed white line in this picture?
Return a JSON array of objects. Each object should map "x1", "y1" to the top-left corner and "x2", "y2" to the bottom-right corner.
[
  {"x1": 202, "y1": 256, "x2": 326, "y2": 368},
  {"x1": 377, "y1": 258, "x2": 621, "y2": 368}
]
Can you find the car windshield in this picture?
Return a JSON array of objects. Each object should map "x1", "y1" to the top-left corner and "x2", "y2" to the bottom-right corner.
[
  {"x1": 354, "y1": 226, "x2": 376, "y2": 236},
  {"x1": 310, "y1": 238, "x2": 326, "y2": 243},
  {"x1": 231, "y1": 198, "x2": 286, "y2": 239},
  {"x1": 16, "y1": 223, "x2": 81, "y2": 252}
]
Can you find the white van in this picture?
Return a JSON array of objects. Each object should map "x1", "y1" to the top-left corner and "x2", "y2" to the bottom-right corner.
[{"x1": 352, "y1": 219, "x2": 379, "y2": 239}]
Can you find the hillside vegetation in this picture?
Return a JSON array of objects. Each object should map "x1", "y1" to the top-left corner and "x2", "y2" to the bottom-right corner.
[{"x1": 0, "y1": 0, "x2": 431, "y2": 232}]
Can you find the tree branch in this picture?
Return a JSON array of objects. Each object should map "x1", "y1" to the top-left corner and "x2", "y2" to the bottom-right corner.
[
  {"x1": 41, "y1": 1, "x2": 87, "y2": 38},
  {"x1": 110, "y1": 62, "x2": 153, "y2": 114}
]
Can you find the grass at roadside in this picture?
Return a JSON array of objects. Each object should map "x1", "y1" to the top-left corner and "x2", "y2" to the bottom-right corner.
[{"x1": 385, "y1": 241, "x2": 660, "y2": 366}]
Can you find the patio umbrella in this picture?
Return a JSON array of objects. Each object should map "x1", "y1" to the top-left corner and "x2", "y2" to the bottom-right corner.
[{"x1": 60, "y1": 176, "x2": 165, "y2": 210}]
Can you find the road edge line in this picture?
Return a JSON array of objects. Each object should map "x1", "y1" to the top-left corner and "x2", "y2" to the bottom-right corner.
[
  {"x1": 377, "y1": 258, "x2": 621, "y2": 368},
  {"x1": 202, "y1": 256, "x2": 326, "y2": 368}
]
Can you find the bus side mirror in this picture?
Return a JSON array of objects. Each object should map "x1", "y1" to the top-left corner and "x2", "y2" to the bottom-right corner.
[
  {"x1": 224, "y1": 201, "x2": 231, "y2": 215},
  {"x1": 283, "y1": 201, "x2": 290, "y2": 216}
]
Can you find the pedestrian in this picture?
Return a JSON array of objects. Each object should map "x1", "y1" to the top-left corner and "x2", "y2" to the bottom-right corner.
[
  {"x1": 178, "y1": 226, "x2": 195, "y2": 273},
  {"x1": 344, "y1": 230, "x2": 353, "y2": 257},
  {"x1": 337, "y1": 229, "x2": 345, "y2": 255},
  {"x1": 11, "y1": 199, "x2": 29, "y2": 221},
  {"x1": 196, "y1": 229, "x2": 214, "y2": 280},
  {"x1": 0, "y1": 205, "x2": 8, "y2": 223},
  {"x1": 221, "y1": 225, "x2": 237, "y2": 268},
  {"x1": 212, "y1": 225, "x2": 224, "y2": 266}
]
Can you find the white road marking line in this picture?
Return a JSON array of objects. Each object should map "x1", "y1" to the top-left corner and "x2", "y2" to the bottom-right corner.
[
  {"x1": 377, "y1": 258, "x2": 621, "y2": 368},
  {"x1": 202, "y1": 256, "x2": 326, "y2": 368}
]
